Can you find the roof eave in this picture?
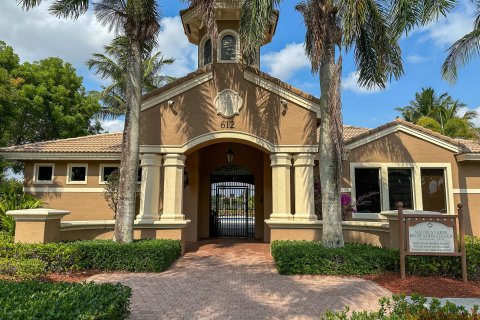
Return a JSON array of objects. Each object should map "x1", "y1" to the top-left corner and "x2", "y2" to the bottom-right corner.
[{"x1": 0, "y1": 152, "x2": 121, "y2": 161}]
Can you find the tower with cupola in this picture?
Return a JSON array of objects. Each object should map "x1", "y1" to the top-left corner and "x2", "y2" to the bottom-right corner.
[{"x1": 180, "y1": 1, "x2": 279, "y2": 69}]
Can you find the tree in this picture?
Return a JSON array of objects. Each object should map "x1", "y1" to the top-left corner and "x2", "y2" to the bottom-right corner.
[
  {"x1": 186, "y1": 0, "x2": 455, "y2": 247},
  {"x1": 396, "y1": 87, "x2": 478, "y2": 139},
  {"x1": 19, "y1": 0, "x2": 162, "y2": 243},
  {"x1": 88, "y1": 36, "x2": 174, "y2": 118},
  {"x1": 103, "y1": 170, "x2": 120, "y2": 219},
  {"x1": 0, "y1": 41, "x2": 101, "y2": 147},
  {"x1": 442, "y1": 1, "x2": 480, "y2": 82}
]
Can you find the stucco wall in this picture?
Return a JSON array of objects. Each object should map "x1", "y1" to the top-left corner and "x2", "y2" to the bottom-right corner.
[{"x1": 140, "y1": 64, "x2": 317, "y2": 148}]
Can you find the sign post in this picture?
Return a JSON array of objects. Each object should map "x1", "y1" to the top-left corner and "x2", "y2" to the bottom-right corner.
[{"x1": 397, "y1": 202, "x2": 467, "y2": 282}]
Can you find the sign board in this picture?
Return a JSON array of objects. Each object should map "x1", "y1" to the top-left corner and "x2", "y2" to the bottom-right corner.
[
  {"x1": 397, "y1": 203, "x2": 467, "y2": 282},
  {"x1": 408, "y1": 221, "x2": 455, "y2": 253}
]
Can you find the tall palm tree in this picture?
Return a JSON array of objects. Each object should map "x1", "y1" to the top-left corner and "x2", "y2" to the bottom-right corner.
[
  {"x1": 19, "y1": 0, "x2": 161, "y2": 243},
  {"x1": 88, "y1": 36, "x2": 174, "y2": 119},
  {"x1": 186, "y1": 0, "x2": 455, "y2": 248},
  {"x1": 442, "y1": 1, "x2": 480, "y2": 82},
  {"x1": 397, "y1": 87, "x2": 478, "y2": 139}
]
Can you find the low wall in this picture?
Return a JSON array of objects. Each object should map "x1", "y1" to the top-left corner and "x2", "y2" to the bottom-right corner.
[
  {"x1": 266, "y1": 220, "x2": 392, "y2": 247},
  {"x1": 60, "y1": 220, "x2": 189, "y2": 243}
]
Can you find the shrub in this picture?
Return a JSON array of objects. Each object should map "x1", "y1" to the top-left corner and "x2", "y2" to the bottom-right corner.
[
  {"x1": 0, "y1": 183, "x2": 43, "y2": 236},
  {"x1": 271, "y1": 241, "x2": 399, "y2": 275},
  {"x1": 272, "y1": 237, "x2": 480, "y2": 279},
  {"x1": 0, "y1": 281, "x2": 131, "y2": 320},
  {"x1": 0, "y1": 239, "x2": 182, "y2": 273},
  {"x1": 323, "y1": 294, "x2": 479, "y2": 319},
  {"x1": 0, "y1": 257, "x2": 46, "y2": 280}
]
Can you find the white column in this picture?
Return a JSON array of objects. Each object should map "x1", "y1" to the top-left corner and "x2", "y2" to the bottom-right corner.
[
  {"x1": 270, "y1": 153, "x2": 293, "y2": 220},
  {"x1": 137, "y1": 154, "x2": 162, "y2": 223},
  {"x1": 293, "y1": 153, "x2": 317, "y2": 221},
  {"x1": 161, "y1": 154, "x2": 186, "y2": 221}
]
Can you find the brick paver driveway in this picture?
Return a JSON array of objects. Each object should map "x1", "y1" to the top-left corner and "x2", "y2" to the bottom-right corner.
[{"x1": 89, "y1": 240, "x2": 391, "y2": 320}]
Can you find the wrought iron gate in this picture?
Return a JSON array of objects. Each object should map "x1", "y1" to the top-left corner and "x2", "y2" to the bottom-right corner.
[{"x1": 210, "y1": 165, "x2": 255, "y2": 238}]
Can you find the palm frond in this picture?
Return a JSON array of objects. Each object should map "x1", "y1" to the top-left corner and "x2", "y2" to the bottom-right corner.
[
  {"x1": 184, "y1": 0, "x2": 217, "y2": 47},
  {"x1": 17, "y1": 0, "x2": 44, "y2": 10},
  {"x1": 49, "y1": 0, "x2": 90, "y2": 19},
  {"x1": 93, "y1": 0, "x2": 127, "y2": 34},
  {"x1": 296, "y1": 0, "x2": 331, "y2": 73},
  {"x1": 441, "y1": 28, "x2": 480, "y2": 83},
  {"x1": 240, "y1": 0, "x2": 281, "y2": 66}
]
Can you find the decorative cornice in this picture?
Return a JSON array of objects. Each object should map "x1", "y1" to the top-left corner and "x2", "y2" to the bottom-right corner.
[
  {"x1": 0, "y1": 152, "x2": 120, "y2": 161},
  {"x1": 453, "y1": 189, "x2": 480, "y2": 194},
  {"x1": 456, "y1": 153, "x2": 480, "y2": 162},
  {"x1": 141, "y1": 131, "x2": 318, "y2": 154},
  {"x1": 244, "y1": 71, "x2": 321, "y2": 117},
  {"x1": 345, "y1": 124, "x2": 462, "y2": 153},
  {"x1": 141, "y1": 71, "x2": 214, "y2": 111}
]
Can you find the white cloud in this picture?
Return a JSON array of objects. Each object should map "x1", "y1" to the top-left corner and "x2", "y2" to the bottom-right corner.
[
  {"x1": 416, "y1": 1, "x2": 476, "y2": 47},
  {"x1": 262, "y1": 43, "x2": 310, "y2": 81},
  {"x1": 342, "y1": 71, "x2": 387, "y2": 94},
  {"x1": 406, "y1": 54, "x2": 429, "y2": 64},
  {"x1": 0, "y1": 1, "x2": 113, "y2": 68},
  {"x1": 100, "y1": 119, "x2": 125, "y2": 133},
  {"x1": 156, "y1": 16, "x2": 197, "y2": 78}
]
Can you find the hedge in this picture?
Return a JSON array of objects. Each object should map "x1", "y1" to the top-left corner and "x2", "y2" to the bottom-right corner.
[
  {"x1": 272, "y1": 241, "x2": 399, "y2": 275},
  {"x1": 272, "y1": 236, "x2": 480, "y2": 279},
  {"x1": 0, "y1": 238, "x2": 182, "y2": 273},
  {"x1": 323, "y1": 294, "x2": 479, "y2": 319},
  {"x1": 0, "y1": 257, "x2": 46, "y2": 280},
  {"x1": 0, "y1": 281, "x2": 131, "y2": 320}
]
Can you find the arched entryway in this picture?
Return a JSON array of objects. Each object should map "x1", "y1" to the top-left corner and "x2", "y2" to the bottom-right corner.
[
  {"x1": 210, "y1": 164, "x2": 255, "y2": 238},
  {"x1": 182, "y1": 141, "x2": 271, "y2": 242}
]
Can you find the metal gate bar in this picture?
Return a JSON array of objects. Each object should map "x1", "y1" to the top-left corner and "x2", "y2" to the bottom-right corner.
[{"x1": 210, "y1": 168, "x2": 255, "y2": 239}]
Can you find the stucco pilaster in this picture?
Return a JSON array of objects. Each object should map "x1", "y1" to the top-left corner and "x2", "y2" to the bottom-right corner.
[
  {"x1": 293, "y1": 153, "x2": 317, "y2": 221},
  {"x1": 269, "y1": 153, "x2": 293, "y2": 220},
  {"x1": 161, "y1": 154, "x2": 186, "y2": 221},
  {"x1": 137, "y1": 154, "x2": 163, "y2": 223}
]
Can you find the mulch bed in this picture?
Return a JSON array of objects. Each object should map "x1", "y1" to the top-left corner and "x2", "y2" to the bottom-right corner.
[
  {"x1": 42, "y1": 271, "x2": 100, "y2": 283},
  {"x1": 365, "y1": 273, "x2": 480, "y2": 298}
]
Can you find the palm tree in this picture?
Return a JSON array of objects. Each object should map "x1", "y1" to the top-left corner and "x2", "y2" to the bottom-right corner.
[
  {"x1": 397, "y1": 88, "x2": 478, "y2": 139},
  {"x1": 187, "y1": 0, "x2": 455, "y2": 248},
  {"x1": 18, "y1": 0, "x2": 161, "y2": 243},
  {"x1": 442, "y1": 1, "x2": 480, "y2": 82},
  {"x1": 88, "y1": 36, "x2": 174, "y2": 119}
]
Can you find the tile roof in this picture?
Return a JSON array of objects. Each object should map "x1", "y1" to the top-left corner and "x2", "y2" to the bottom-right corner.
[
  {"x1": 0, "y1": 133, "x2": 122, "y2": 153},
  {"x1": 1, "y1": 119, "x2": 480, "y2": 155}
]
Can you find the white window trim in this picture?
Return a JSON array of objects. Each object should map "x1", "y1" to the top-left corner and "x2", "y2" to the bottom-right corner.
[
  {"x1": 217, "y1": 29, "x2": 240, "y2": 64},
  {"x1": 66, "y1": 163, "x2": 88, "y2": 185},
  {"x1": 99, "y1": 164, "x2": 120, "y2": 184},
  {"x1": 33, "y1": 163, "x2": 55, "y2": 185},
  {"x1": 199, "y1": 35, "x2": 213, "y2": 68},
  {"x1": 350, "y1": 162, "x2": 454, "y2": 214}
]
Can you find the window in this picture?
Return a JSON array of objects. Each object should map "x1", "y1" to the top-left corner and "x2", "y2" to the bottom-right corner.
[
  {"x1": 100, "y1": 165, "x2": 119, "y2": 183},
  {"x1": 34, "y1": 164, "x2": 54, "y2": 183},
  {"x1": 203, "y1": 39, "x2": 212, "y2": 65},
  {"x1": 221, "y1": 35, "x2": 236, "y2": 61},
  {"x1": 354, "y1": 168, "x2": 381, "y2": 213},
  {"x1": 388, "y1": 168, "x2": 413, "y2": 210},
  {"x1": 421, "y1": 168, "x2": 447, "y2": 213},
  {"x1": 137, "y1": 166, "x2": 142, "y2": 183},
  {"x1": 67, "y1": 164, "x2": 88, "y2": 184}
]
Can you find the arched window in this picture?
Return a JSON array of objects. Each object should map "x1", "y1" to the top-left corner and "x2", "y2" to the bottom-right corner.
[
  {"x1": 221, "y1": 35, "x2": 236, "y2": 61},
  {"x1": 203, "y1": 39, "x2": 212, "y2": 65}
]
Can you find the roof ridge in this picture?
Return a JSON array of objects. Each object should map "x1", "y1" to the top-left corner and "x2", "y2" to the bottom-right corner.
[{"x1": 1, "y1": 132, "x2": 123, "y2": 150}]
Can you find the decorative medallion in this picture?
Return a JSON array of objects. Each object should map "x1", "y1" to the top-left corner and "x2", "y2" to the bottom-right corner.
[{"x1": 214, "y1": 89, "x2": 243, "y2": 118}]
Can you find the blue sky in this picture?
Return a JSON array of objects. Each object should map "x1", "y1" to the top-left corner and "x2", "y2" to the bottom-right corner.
[{"x1": 0, "y1": 0, "x2": 478, "y2": 131}]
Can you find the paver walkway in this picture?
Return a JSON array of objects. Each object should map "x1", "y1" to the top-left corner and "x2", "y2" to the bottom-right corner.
[{"x1": 89, "y1": 240, "x2": 391, "y2": 320}]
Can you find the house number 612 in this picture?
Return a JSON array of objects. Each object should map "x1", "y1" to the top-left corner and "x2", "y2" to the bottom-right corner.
[{"x1": 221, "y1": 121, "x2": 235, "y2": 129}]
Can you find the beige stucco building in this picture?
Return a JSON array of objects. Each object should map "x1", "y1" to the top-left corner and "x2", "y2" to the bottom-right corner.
[{"x1": 2, "y1": 3, "x2": 480, "y2": 245}]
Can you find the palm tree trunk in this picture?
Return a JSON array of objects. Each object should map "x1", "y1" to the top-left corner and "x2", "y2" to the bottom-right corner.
[
  {"x1": 319, "y1": 38, "x2": 345, "y2": 248},
  {"x1": 114, "y1": 38, "x2": 143, "y2": 243}
]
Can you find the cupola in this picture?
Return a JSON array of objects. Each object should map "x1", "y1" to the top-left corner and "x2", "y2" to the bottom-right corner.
[{"x1": 180, "y1": 0, "x2": 279, "y2": 68}]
